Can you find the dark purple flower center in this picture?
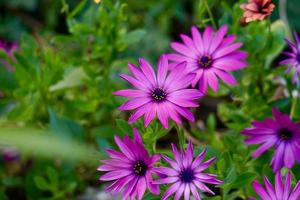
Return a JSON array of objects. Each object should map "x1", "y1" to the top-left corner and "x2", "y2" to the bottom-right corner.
[
  {"x1": 296, "y1": 53, "x2": 300, "y2": 63},
  {"x1": 152, "y1": 88, "x2": 166, "y2": 101},
  {"x1": 179, "y1": 168, "x2": 195, "y2": 183},
  {"x1": 277, "y1": 128, "x2": 293, "y2": 140},
  {"x1": 133, "y1": 160, "x2": 148, "y2": 176},
  {"x1": 198, "y1": 55, "x2": 212, "y2": 68}
]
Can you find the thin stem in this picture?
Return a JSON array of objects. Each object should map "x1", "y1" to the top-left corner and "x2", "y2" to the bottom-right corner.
[
  {"x1": 279, "y1": 0, "x2": 292, "y2": 40},
  {"x1": 203, "y1": 0, "x2": 217, "y2": 29},
  {"x1": 290, "y1": 94, "x2": 298, "y2": 119},
  {"x1": 175, "y1": 125, "x2": 186, "y2": 149}
]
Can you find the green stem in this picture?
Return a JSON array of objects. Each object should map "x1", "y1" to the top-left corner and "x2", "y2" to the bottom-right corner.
[
  {"x1": 204, "y1": 0, "x2": 217, "y2": 29},
  {"x1": 290, "y1": 95, "x2": 298, "y2": 119},
  {"x1": 175, "y1": 125, "x2": 186, "y2": 149}
]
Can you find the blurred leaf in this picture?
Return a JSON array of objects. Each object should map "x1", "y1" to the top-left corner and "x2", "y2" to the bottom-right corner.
[
  {"x1": 123, "y1": 29, "x2": 146, "y2": 45},
  {"x1": 0, "y1": 128, "x2": 99, "y2": 164},
  {"x1": 229, "y1": 172, "x2": 257, "y2": 188},
  {"x1": 34, "y1": 176, "x2": 49, "y2": 191},
  {"x1": 49, "y1": 67, "x2": 88, "y2": 92},
  {"x1": 116, "y1": 118, "x2": 132, "y2": 135},
  {"x1": 49, "y1": 108, "x2": 84, "y2": 140}
]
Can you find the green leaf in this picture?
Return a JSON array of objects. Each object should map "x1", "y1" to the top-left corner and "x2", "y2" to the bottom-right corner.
[
  {"x1": 34, "y1": 176, "x2": 49, "y2": 191},
  {"x1": 207, "y1": 113, "x2": 216, "y2": 133},
  {"x1": 229, "y1": 172, "x2": 257, "y2": 188},
  {"x1": 49, "y1": 67, "x2": 88, "y2": 92},
  {"x1": 124, "y1": 29, "x2": 146, "y2": 45},
  {"x1": 0, "y1": 128, "x2": 99, "y2": 165},
  {"x1": 116, "y1": 119, "x2": 132, "y2": 135},
  {"x1": 49, "y1": 108, "x2": 84, "y2": 140}
]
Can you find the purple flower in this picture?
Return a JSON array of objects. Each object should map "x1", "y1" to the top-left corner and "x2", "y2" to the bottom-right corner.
[
  {"x1": 97, "y1": 128, "x2": 160, "y2": 199},
  {"x1": 280, "y1": 32, "x2": 300, "y2": 84},
  {"x1": 114, "y1": 55, "x2": 203, "y2": 129},
  {"x1": 0, "y1": 39, "x2": 17, "y2": 57},
  {"x1": 168, "y1": 25, "x2": 248, "y2": 93},
  {"x1": 1, "y1": 147, "x2": 20, "y2": 162},
  {"x1": 242, "y1": 107, "x2": 300, "y2": 172},
  {"x1": 153, "y1": 141, "x2": 222, "y2": 200},
  {"x1": 251, "y1": 172, "x2": 300, "y2": 200}
]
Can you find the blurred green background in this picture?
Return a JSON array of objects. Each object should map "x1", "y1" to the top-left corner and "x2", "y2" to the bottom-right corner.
[{"x1": 1, "y1": 0, "x2": 300, "y2": 199}]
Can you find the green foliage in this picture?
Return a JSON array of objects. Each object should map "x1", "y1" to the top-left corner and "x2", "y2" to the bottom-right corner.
[{"x1": 1, "y1": 0, "x2": 300, "y2": 199}]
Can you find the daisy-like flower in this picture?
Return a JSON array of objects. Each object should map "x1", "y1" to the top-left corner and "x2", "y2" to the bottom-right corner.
[
  {"x1": 167, "y1": 25, "x2": 247, "y2": 93},
  {"x1": 240, "y1": 0, "x2": 275, "y2": 23},
  {"x1": 153, "y1": 141, "x2": 222, "y2": 200},
  {"x1": 251, "y1": 172, "x2": 300, "y2": 200},
  {"x1": 97, "y1": 128, "x2": 160, "y2": 200},
  {"x1": 280, "y1": 32, "x2": 300, "y2": 84},
  {"x1": 114, "y1": 55, "x2": 203, "y2": 129},
  {"x1": 242, "y1": 107, "x2": 300, "y2": 172}
]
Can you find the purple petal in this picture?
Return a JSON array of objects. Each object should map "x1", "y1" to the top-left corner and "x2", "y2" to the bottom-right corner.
[
  {"x1": 171, "y1": 42, "x2": 197, "y2": 58},
  {"x1": 191, "y1": 149, "x2": 207, "y2": 169},
  {"x1": 157, "y1": 103, "x2": 170, "y2": 129},
  {"x1": 275, "y1": 172, "x2": 284, "y2": 198},
  {"x1": 128, "y1": 63, "x2": 153, "y2": 89},
  {"x1": 272, "y1": 143, "x2": 285, "y2": 171},
  {"x1": 191, "y1": 26, "x2": 204, "y2": 53},
  {"x1": 213, "y1": 58, "x2": 248, "y2": 71},
  {"x1": 283, "y1": 172, "x2": 291, "y2": 200},
  {"x1": 100, "y1": 169, "x2": 131, "y2": 181},
  {"x1": 184, "y1": 184, "x2": 191, "y2": 200},
  {"x1": 137, "y1": 177, "x2": 146, "y2": 200},
  {"x1": 263, "y1": 176, "x2": 276, "y2": 199},
  {"x1": 289, "y1": 180, "x2": 300, "y2": 200},
  {"x1": 119, "y1": 98, "x2": 151, "y2": 111},
  {"x1": 153, "y1": 166, "x2": 178, "y2": 176},
  {"x1": 162, "y1": 182, "x2": 181, "y2": 200},
  {"x1": 251, "y1": 139, "x2": 275, "y2": 158},
  {"x1": 157, "y1": 54, "x2": 168, "y2": 86},
  {"x1": 252, "y1": 181, "x2": 272, "y2": 200},
  {"x1": 193, "y1": 180, "x2": 214, "y2": 194},
  {"x1": 162, "y1": 155, "x2": 180, "y2": 171},
  {"x1": 133, "y1": 128, "x2": 143, "y2": 144},
  {"x1": 174, "y1": 184, "x2": 185, "y2": 200},
  {"x1": 138, "y1": 58, "x2": 157, "y2": 86},
  {"x1": 213, "y1": 43, "x2": 243, "y2": 59},
  {"x1": 209, "y1": 25, "x2": 228, "y2": 54},
  {"x1": 195, "y1": 157, "x2": 216, "y2": 172},
  {"x1": 128, "y1": 106, "x2": 146, "y2": 124},
  {"x1": 122, "y1": 177, "x2": 139, "y2": 200},
  {"x1": 190, "y1": 184, "x2": 201, "y2": 200},
  {"x1": 120, "y1": 74, "x2": 149, "y2": 91},
  {"x1": 284, "y1": 144, "x2": 295, "y2": 168},
  {"x1": 143, "y1": 102, "x2": 157, "y2": 127},
  {"x1": 180, "y1": 33, "x2": 199, "y2": 55},
  {"x1": 146, "y1": 172, "x2": 160, "y2": 195},
  {"x1": 114, "y1": 135, "x2": 135, "y2": 159},
  {"x1": 114, "y1": 89, "x2": 146, "y2": 98},
  {"x1": 203, "y1": 26, "x2": 214, "y2": 53},
  {"x1": 173, "y1": 105, "x2": 195, "y2": 122},
  {"x1": 198, "y1": 73, "x2": 208, "y2": 93},
  {"x1": 214, "y1": 69, "x2": 237, "y2": 85},
  {"x1": 207, "y1": 70, "x2": 219, "y2": 92}
]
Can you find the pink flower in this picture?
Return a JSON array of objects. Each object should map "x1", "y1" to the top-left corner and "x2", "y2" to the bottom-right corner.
[
  {"x1": 98, "y1": 128, "x2": 160, "y2": 200},
  {"x1": 168, "y1": 25, "x2": 247, "y2": 93},
  {"x1": 242, "y1": 108, "x2": 300, "y2": 172},
  {"x1": 251, "y1": 172, "x2": 300, "y2": 200},
  {"x1": 153, "y1": 141, "x2": 222, "y2": 199},
  {"x1": 114, "y1": 55, "x2": 203, "y2": 129}
]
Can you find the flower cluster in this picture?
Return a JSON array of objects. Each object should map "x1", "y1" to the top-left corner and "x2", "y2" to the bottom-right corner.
[
  {"x1": 98, "y1": 0, "x2": 300, "y2": 199},
  {"x1": 98, "y1": 129, "x2": 222, "y2": 200}
]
